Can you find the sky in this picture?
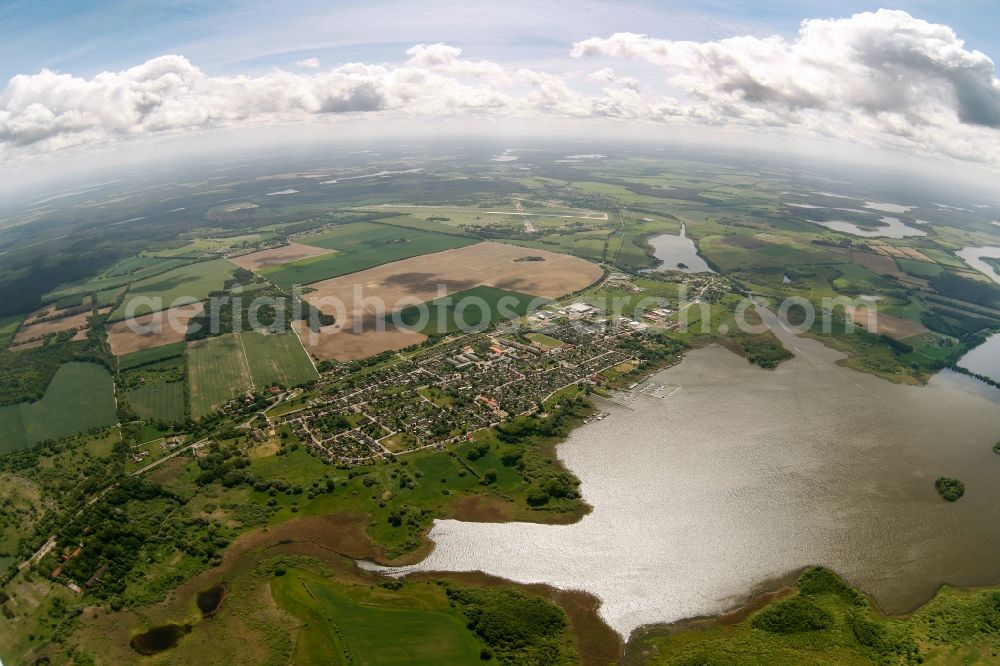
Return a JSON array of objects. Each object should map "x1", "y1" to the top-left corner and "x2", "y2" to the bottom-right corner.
[{"x1": 2, "y1": 1, "x2": 1000, "y2": 180}]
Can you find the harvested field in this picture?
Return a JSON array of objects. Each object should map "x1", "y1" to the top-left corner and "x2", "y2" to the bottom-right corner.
[
  {"x1": 297, "y1": 241, "x2": 602, "y2": 360},
  {"x1": 898, "y1": 247, "x2": 934, "y2": 262},
  {"x1": 852, "y1": 251, "x2": 902, "y2": 277},
  {"x1": 8, "y1": 338, "x2": 45, "y2": 352},
  {"x1": 295, "y1": 321, "x2": 426, "y2": 363},
  {"x1": 11, "y1": 307, "x2": 108, "y2": 346},
  {"x1": 230, "y1": 242, "x2": 334, "y2": 271},
  {"x1": 868, "y1": 243, "x2": 931, "y2": 262},
  {"x1": 22, "y1": 304, "x2": 56, "y2": 325},
  {"x1": 851, "y1": 252, "x2": 928, "y2": 288},
  {"x1": 263, "y1": 222, "x2": 477, "y2": 288},
  {"x1": 847, "y1": 305, "x2": 928, "y2": 340},
  {"x1": 106, "y1": 302, "x2": 204, "y2": 356}
]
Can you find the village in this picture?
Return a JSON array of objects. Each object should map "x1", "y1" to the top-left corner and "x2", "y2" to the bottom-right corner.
[{"x1": 282, "y1": 313, "x2": 640, "y2": 465}]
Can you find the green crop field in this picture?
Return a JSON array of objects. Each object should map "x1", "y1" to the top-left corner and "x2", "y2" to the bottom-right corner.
[
  {"x1": 187, "y1": 334, "x2": 252, "y2": 419},
  {"x1": 109, "y1": 258, "x2": 236, "y2": 321},
  {"x1": 512, "y1": 230, "x2": 611, "y2": 263},
  {"x1": 271, "y1": 567, "x2": 484, "y2": 666},
  {"x1": 0, "y1": 362, "x2": 117, "y2": 454},
  {"x1": 395, "y1": 286, "x2": 546, "y2": 335},
  {"x1": 44, "y1": 256, "x2": 195, "y2": 302},
  {"x1": 118, "y1": 340, "x2": 187, "y2": 370},
  {"x1": 240, "y1": 331, "x2": 318, "y2": 387},
  {"x1": 896, "y1": 258, "x2": 945, "y2": 278},
  {"x1": 262, "y1": 222, "x2": 476, "y2": 287},
  {"x1": 126, "y1": 381, "x2": 186, "y2": 424},
  {"x1": 0, "y1": 314, "x2": 24, "y2": 347},
  {"x1": 526, "y1": 332, "x2": 564, "y2": 348}
]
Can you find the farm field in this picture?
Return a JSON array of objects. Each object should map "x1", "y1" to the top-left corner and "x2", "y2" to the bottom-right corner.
[
  {"x1": 187, "y1": 331, "x2": 315, "y2": 418},
  {"x1": 187, "y1": 334, "x2": 252, "y2": 419},
  {"x1": 262, "y1": 222, "x2": 477, "y2": 288},
  {"x1": 240, "y1": 331, "x2": 318, "y2": 387},
  {"x1": 354, "y1": 203, "x2": 609, "y2": 229},
  {"x1": 896, "y1": 257, "x2": 945, "y2": 278},
  {"x1": 845, "y1": 305, "x2": 929, "y2": 340},
  {"x1": 126, "y1": 381, "x2": 186, "y2": 424},
  {"x1": 271, "y1": 567, "x2": 484, "y2": 666},
  {"x1": 11, "y1": 308, "x2": 102, "y2": 347},
  {"x1": 0, "y1": 314, "x2": 24, "y2": 347},
  {"x1": 149, "y1": 234, "x2": 267, "y2": 258},
  {"x1": 43, "y1": 256, "x2": 194, "y2": 302},
  {"x1": 230, "y1": 241, "x2": 334, "y2": 271},
  {"x1": 298, "y1": 241, "x2": 602, "y2": 360},
  {"x1": 106, "y1": 302, "x2": 204, "y2": 355},
  {"x1": 0, "y1": 362, "x2": 116, "y2": 453},
  {"x1": 396, "y1": 286, "x2": 545, "y2": 335},
  {"x1": 109, "y1": 258, "x2": 236, "y2": 321},
  {"x1": 117, "y1": 340, "x2": 187, "y2": 370}
]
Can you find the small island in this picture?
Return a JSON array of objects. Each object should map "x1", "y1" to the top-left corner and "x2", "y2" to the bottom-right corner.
[
  {"x1": 993, "y1": 441, "x2": 1000, "y2": 454},
  {"x1": 676, "y1": 262, "x2": 689, "y2": 269},
  {"x1": 935, "y1": 477, "x2": 965, "y2": 502}
]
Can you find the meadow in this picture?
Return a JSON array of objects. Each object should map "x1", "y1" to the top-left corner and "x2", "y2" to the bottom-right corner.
[
  {"x1": 126, "y1": 381, "x2": 186, "y2": 424},
  {"x1": 271, "y1": 567, "x2": 484, "y2": 665},
  {"x1": 0, "y1": 362, "x2": 116, "y2": 453},
  {"x1": 187, "y1": 334, "x2": 252, "y2": 419},
  {"x1": 240, "y1": 331, "x2": 318, "y2": 387},
  {"x1": 632, "y1": 567, "x2": 1000, "y2": 665},
  {"x1": 109, "y1": 258, "x2": 236, "y2": 321},
  {"x1": 0, "y1": 314, "x2": 23, "y2": 348},
  {"x1": 262, "y1": 222, "x2": 476, "y2": 287}
]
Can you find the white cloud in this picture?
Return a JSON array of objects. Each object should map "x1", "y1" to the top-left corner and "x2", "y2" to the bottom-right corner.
[
  {"x1": 588, "y1": 68, "x2": 640, "y2": 92},
  {"x1": 2, "y1": 10, "x2": 1000, "y2": 170},
  {"x1": 405, "y1": 43, "x2": 510, "y2": 83},
  {"x1": 571, "y1": 9, "x2": 1000, "y2": 165}
]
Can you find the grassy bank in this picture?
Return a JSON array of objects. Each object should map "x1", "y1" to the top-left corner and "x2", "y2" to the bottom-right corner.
[{"x1": 627, "y1": 567, "x2": 1000, "y2": 665}]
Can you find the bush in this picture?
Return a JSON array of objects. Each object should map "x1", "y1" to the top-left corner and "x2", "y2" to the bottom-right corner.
[{"x1": 751, "y1": 596, "x2": 831, "y2": 634}]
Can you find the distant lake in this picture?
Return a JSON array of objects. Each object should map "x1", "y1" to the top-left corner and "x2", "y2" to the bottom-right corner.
[
  {"x1": 863, "y1": 201, "x2": 914, "y2": 214},
  {"x1": 956, "y1": 246, "x2": 1000, "y2": 284},
  {"x1": 369, "y1": 311, "x2": 1000, "y2": 638},
  {"x1": 640, "y1": 223, "x2": 715, "y2": 274},
  {"x1": 959, "y1": 332, "x2": 1000, "y2": 383},
  {"x1": 810, "y1": 216, "x2": 927, "y2": 238}
]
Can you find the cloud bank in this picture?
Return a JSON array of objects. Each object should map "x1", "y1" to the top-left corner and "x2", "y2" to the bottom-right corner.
[{"x1": 2, "y1": 10, "x2": 999, "y2": 169}]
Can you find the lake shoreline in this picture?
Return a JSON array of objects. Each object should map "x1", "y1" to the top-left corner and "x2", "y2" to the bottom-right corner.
[{"x1": 370, "y1": 315, "x2": 1000, "y2": 646}]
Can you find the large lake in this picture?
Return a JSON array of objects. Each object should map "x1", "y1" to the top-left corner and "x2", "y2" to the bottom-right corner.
[
  {"x1": 370, "y1": 314, "x2": 1000, "y2": 638},
  {"x1": 810, "y1": 216, "x2": 926, "y2": 238},
  {"x1": 640, "y1": 223, "x2": 715, "y2": 274},
  {"x1": 960, "y1": 332, "x2": 1000, "y2": 383},
  {"x1": 957, "y1": 246, "x2": 1000, "y2": 284}
]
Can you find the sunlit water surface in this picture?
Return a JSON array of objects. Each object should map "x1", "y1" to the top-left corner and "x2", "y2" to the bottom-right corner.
[
  {"x1": 640, "y1": 223, "x2": 715, "y2": 274},
  {"x1": 367, "y1": 321, "x2": 1000, "y2": 637}
]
